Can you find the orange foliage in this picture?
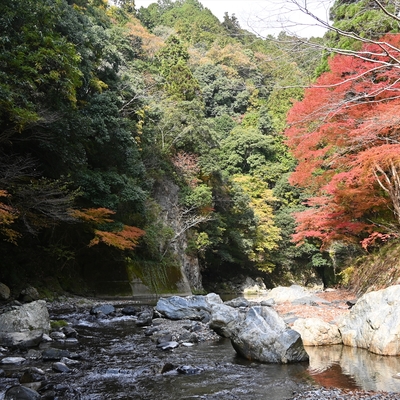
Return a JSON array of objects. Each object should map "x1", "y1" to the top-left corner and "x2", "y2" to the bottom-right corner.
[
  {"x1": 0, "y1": 190, "x2": 20, "y2": 244},
  {"x1": 89, "y1": 225, "x2": 145, "y2": 250},
  {"x1": 71, "y1": 207, "x2": 115, "y2": 224},
  {"x1": 125, "y1": 19, "x2": 165, "y2": 58},
  {"x1": 73, "y1": 207, "x2": 145, "y2": 251}
]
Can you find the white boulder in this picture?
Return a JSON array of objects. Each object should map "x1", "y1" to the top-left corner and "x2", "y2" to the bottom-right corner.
[
  {"x1": 293, "y1": 318, "x2": 342, "y2": 346},
  {"x1": 338, "y1": 285, "x2": 400, "y2": 355}
]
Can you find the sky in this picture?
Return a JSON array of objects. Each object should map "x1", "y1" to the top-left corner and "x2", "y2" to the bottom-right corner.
[{"x1": 133, "y1": 0, "x2": 333, "y2": 38}]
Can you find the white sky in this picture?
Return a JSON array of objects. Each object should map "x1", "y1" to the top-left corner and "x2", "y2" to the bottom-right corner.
[{"x1": 133, "y1": 0, "x2": 333, "y2": 38}]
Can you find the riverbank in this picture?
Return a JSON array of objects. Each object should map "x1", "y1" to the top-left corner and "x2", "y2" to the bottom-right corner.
[{"x1": 290, "y1": 387, "x2": 400, "y2": 399}]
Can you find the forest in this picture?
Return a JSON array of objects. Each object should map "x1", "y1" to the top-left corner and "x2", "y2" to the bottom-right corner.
[{"x1": 1, "y1": 0, "x2": 400, "y2": 296}]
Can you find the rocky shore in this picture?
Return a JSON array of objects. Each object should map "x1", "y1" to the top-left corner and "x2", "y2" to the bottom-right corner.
[{"x1": 1, "y1": 285, "x2": 400, "y2": 399}]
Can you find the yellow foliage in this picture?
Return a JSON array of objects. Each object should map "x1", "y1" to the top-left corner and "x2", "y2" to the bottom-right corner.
[
  {"x1": 206, "y1": 43, "x2": 256, "y2": 77},
  {"x1": 90, "y1": 77, "x2": 108, "y2": 93},
  {"x1": 338, "y1": 266, "x2": 354, "y2": 286},
  {"x1": 234, "y1": 175, "x2": 281, "y2": 257}
]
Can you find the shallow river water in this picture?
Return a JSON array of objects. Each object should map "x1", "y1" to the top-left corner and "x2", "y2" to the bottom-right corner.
[{"x1": 2, "y1": 301, "x2": 400, "y2": 399}]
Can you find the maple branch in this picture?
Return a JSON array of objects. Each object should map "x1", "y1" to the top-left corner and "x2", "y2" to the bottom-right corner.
[{"x1": 373, "y1": 162, "x2": 400, "y2": 224}]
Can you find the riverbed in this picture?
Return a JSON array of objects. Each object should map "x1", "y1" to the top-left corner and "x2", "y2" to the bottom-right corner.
[{"x1": 1, "y1": 298, "x2": 400, "y2": 399}]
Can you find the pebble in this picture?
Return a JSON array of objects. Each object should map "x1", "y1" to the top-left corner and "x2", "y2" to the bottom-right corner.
[
  {"x1": 156, "y1": 341, "x2": 179, "y2": 350},
  {"x1": 290, "y1": 388, "x2": 400, "y2": 399},
  {"x1": 52, "y1": 362, "x2": 70, "y2": 373}
]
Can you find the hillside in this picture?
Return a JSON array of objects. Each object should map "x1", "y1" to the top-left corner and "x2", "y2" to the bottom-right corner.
[{"x1": 1, "y1": 0, "x2": 400, "y2": 297}]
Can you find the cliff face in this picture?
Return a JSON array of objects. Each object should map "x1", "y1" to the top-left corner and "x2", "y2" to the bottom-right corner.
[{"x1": 153, "y1": 178, "x2": 203, "y2": 293}]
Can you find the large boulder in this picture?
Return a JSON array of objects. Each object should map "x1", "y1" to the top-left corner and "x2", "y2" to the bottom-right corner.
[
  {"x1": 0, "y1": 300, "x2": 50, "y2": 348},
  {"x1": 211, "y1": 305, "x2": 308, "y2": 364},
  {"x1": 0, "y1": 282, "x2": 10, "y2": 301},
  {"x1": 155, "y1": 293, "x2": 223, "y2": 321},
  {"x1": 209, "y1": 303, "x2": 241, "y2": 337},
  {"x1": 4, "y1": 385, "x2": 41, "y2": 400},
  {"x1": 19, "y1": 286, "x2": 40, "y2": 303},
  {"x1": 293, "y1": 318, "x2": 342, "y2": 346},
  {"x1": 264, "y1": 285, "x2": 311, "y2": 303},
  {"x1": 338, "y1": 285, "x2": 400, "y2": 355}
]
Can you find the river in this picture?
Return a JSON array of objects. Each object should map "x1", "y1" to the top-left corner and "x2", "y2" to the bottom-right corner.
[{"x1": 1, "y1": 300, "x2": 400, "y2": 399}]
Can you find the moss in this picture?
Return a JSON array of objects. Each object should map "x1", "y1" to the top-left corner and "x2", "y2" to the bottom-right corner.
[
  {"x1": 51, "y1": 319, "x2": 68, "y2": 330},
  {"x1": 126, "y1": 258, "x2": 187, "y2": 295}
]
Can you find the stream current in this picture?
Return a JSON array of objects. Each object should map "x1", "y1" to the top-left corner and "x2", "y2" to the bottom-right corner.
[{"x1": 1, "y1": 300, "x2": 400, "y2": 399}]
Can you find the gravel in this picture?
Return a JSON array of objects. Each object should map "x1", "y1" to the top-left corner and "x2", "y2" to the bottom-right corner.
[{"x1": 289, "y1": 388, "x2": 400, "y2": 399}]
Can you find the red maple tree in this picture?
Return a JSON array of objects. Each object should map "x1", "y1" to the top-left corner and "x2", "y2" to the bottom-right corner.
[{"x1": 286, "y1": 34, "x2": 400, "y2": 248}]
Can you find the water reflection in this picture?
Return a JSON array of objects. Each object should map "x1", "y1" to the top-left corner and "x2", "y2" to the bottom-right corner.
[{"x1": 305, "y1": 345, "x2": 400, "y2": 392}]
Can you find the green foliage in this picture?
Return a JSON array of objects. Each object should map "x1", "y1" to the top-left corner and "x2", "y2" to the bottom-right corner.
[{"x1": 0, "y1": 0, "x2": 328, "y2": 294}]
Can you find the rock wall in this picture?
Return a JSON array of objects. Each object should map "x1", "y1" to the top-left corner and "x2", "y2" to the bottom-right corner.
[{"x1": 152, "y1": 178, "x2": 203, "y2": 293}]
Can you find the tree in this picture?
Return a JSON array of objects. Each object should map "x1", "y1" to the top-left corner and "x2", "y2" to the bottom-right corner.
[
  {"x1": 156, "y1": 35, "x2": 201, "y2": 100},
  {"x1": 286, "y1": 34, "x2": 400, "y2": 248}
]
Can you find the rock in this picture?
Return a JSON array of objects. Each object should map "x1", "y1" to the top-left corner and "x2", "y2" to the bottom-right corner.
[
  {"x1": 292, "y1": 318, "x2": 342, "y2": 346},
  {"x1": 177, "y1": 365, "x2": 202, "y2": 374},
  {"x1": 26, "y1": 350, "x2": 42, "y2": 360},
  {"x1": 42, "y1": 348, "x2": 70, "y2": 361},
  {"x1": 60, "y1": 357, "x2": 80, "y2": 366},
  {"x1": 135, "y1": 310, "x2": 153, "y2": 327},
  {"x1": 265, "y1": 285, "x2": 311, "y2": 303},
  {"x1": 225, "y1": 306, "x2": 308, "y2": 363},
  {"x1": 19, "y1": 286, "x2": 40, "y2": 303},
  {"x1": 121, "y1": 305, "x2": 138, "y2": 315},
  {"x1": 156, "y1": 333, "x2": 173, "y2": 344},
  {"x1": 338, "y1": 285, "x2": 400, "y2": 355},
  {"x1": 52, "y1": 362, "x2": 70, "y2": 373},
  {"x1": 0, "y1": 300, "x2": 49, "y2": 331},
  {"x1": 209, "y1": 303, "x2": 240, "y2": 338},
  {"x1": 224, "y1": 297, "x2": 249, "y2": 308},
  {"x1": 156, "y1": 341, "x2": 179, "y2": 350},
  {"x1": 144, "y1": 326, "x2": 160, "y2": 336},
  {"x1": 90, "y1": 304, "x2": 115, "y2": 316},
  {"x1": 1, "y1": 356, "x2": 26, "y2": 365},
  {"x1": 0, "y1": 331, "x2": 44, "y2": 348},
  {"x1": 161, "y1": 362, "x2": 176, "y2": 374},
  {"x1": 155, "y1": 293, "x2": 223, "y2": 321},
  {"x1": 62, "y1": 326, "x2": 78, "y2": 338},
  {"x1": 19, "y1": 368, "x2": 45, "y2": 384},
  {"x1": 0, "y1": 282, "x2": 10, "y2": 300},
  {"x1": 21, "y1": 383, "x2": 42, "y2": 392},
  {"x1": 41, "y1": 334, "x2": 52, "y2": 342},
  {"x1": 291, "y1": 295, "x2": 330, "y2": 306},
  {"x1": 4, "y1": 385, "x2": 41, "y2": 400},
  {"x1": 242, "y1": 277, "x2": 267, "y2": 294},
  {"x1": 260, "y1": 298, "x2": 275, "y2": 307},
  {"x1": 50, "y1": 331, "x2": 66, "y2": 341}
]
